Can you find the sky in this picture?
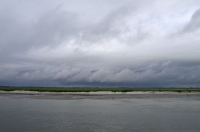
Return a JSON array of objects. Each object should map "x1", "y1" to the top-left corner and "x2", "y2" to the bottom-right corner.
[{"x1": 0, "y1": 0, "x2": 200, "y2": 87}]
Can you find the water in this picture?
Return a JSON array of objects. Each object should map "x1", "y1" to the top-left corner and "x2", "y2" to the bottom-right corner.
[{"x1": 0, "y1": 96, "x2": 200, "y2": 132}]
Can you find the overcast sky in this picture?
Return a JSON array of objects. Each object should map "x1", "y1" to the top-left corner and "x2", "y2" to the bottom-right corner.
[{"x1": 0, "y1": 0, "x2": 200, "y2": 87}]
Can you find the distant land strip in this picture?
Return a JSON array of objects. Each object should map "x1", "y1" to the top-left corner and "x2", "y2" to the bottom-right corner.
[{"x1": 0, "y1": 87, "x2": 200, "y2": 92}]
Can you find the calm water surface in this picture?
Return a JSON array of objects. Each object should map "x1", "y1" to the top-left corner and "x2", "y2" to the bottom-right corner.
[{"x1": 0, "y1": 96, "x2": 200, "y2": 132}]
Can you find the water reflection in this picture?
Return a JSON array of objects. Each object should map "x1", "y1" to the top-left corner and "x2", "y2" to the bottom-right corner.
[{"x1": 0, "y1": 97, "x2": 200, "y2": 132}]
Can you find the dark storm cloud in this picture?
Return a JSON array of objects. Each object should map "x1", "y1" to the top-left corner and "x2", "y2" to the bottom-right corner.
[{"x1": 0, "y1": 0, "x2": 200, "y2": 87}]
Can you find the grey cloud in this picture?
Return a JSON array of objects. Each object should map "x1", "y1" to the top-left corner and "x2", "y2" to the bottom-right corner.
[
  {"x1": 0, "y1": 9, "x2": 79, "y2": 54},
  {"x1": 182, "y1": 8, "x2": 200, "y2": 32},
  {"x1": 0, "y1": 0, "x2": 200, "y2": 87}
]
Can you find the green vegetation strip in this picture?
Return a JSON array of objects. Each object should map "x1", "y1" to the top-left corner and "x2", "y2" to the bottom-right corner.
[{"x1": 0, "y1": 87, "x2": 200, "y2": 92}]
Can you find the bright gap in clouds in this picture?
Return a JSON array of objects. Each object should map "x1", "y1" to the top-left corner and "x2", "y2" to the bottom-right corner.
[{"x1": 0, "y1": 0, "x2": 200, "y2": 87}]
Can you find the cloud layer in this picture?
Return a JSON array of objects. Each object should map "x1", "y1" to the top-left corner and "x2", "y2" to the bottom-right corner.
[{"x1": 0, "y1": 0, "x2": 200, "y2": 87}]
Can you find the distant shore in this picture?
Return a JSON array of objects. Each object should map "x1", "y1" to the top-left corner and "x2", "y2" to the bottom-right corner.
[
  {"x1": 0, "y1": 89, "x2": 200, "y2": 100},
  {"x1": 1, "y1": 87, "x2": 200, "y2": 92}
]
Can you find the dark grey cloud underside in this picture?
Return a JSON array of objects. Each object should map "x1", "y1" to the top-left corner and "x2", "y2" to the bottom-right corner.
[{"x1": 1, "y1": 60, "x2": 200, "y2": 87}]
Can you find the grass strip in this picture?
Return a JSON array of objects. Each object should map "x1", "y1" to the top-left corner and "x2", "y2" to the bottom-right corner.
[{"x1": 0, "y1": 87, "x2": 200, "y2": 92}]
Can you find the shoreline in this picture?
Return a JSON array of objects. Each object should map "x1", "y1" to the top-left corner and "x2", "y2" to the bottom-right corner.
[{"x1": 0, "y1": 90, "x2": 200, "y2": 100}]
